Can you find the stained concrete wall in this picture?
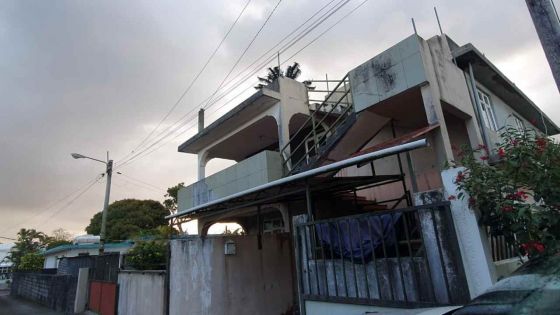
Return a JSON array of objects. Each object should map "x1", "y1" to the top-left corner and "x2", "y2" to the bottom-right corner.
[
  {"x1": 169, "y1": 234, "x2": 295, "y2": 315},
  {"x1": 178, "y1": 150, "x2": 283, "y2": 210},
  {"x1": 118, "y1": 271, "x2": 165, "y2": 315},
  {"x1": 349, "y1": 35, "x2": 428, "y2": 113}
]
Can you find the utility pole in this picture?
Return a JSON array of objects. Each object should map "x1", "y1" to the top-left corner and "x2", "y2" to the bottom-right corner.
[
  {"x1": 526, "y1": 0, "x2": 560, "y2": 92},
  {"x1": 71, "y1": 152, "x2": 113, "y2": 255},
  {"x1": 99, "y1": 158, "x2": 113, "y2": 256}
]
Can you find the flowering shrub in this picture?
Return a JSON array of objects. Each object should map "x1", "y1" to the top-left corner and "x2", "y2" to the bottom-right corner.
[{"x1": 449, "y1": 128, "x2": 560, "y2": 258}]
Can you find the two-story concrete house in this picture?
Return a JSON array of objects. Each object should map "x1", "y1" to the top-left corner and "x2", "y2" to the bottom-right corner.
[{"x1": 165, "y1": 32, "x2": 559, "y2": 315}]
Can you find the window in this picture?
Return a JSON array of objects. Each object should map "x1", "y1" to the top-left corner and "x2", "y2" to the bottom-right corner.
[
  {"x1": 513, "y1": 115, "x2": 525, "y2": 132},
  {"x1": 476, "y1": 89, "x2": 498, "y2": 131},
  {"x1": 263, "y1": 218, "x2": 284, "y2": 233}
]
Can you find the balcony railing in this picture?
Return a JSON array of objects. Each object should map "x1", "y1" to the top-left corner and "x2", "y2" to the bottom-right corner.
[{"x1": 293, "y1": 202, "x2": 470, "y2": 308}]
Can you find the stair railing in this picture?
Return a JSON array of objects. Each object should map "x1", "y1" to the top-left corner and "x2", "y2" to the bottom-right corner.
[{"x1": 280, "y1": 75, "x2": 353, "y2": 175}]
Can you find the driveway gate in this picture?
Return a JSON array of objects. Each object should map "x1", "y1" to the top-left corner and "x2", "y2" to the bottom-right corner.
[{"x1": 88, "y1": 254, "x2": 120, "y2": 315}]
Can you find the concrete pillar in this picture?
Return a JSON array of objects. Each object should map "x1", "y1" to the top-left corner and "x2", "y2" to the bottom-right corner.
[
  {"x1": 198, "y1": 108, "x2": 205, "y2": 133},
  {"x1": 420, "y1": 85, "x2": 454, "y2": 167},
  {"x1": 526, "y1": 0, "x2": 560, "y2": 92},
  {"x1": 197, "y1": 151, "x2": 209, "y2": 181},
  {"x1": 74, "y1": 268, "x2": 89, "y2": 313},
  {"x1": 441, "y1": 167, "x2": 496, "y2": 298}
]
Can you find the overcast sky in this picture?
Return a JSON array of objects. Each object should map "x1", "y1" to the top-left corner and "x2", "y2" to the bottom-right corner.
[{"x1": 0, "y1": 0, "x2": 558, "y2": 239}]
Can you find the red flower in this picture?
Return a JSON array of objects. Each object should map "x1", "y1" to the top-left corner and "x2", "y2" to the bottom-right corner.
[
  {"x1": 498, "y1": 148, "x2": 506, "y2": 158},
  {"x1": 516, "y1": 191, "x2": 529, "y2": 200},
  {"x1": 468, "y1": 197, "x2": 476, "y2": 206},
  {"x1": 455, "y1": 172, "x2": 465, "y2": 183},
  {"x1": 510, "y1": 139, "x2": 519, "y2": 147},
  {"x1": 448, "y1": 195, "x2": 456, "y2": 201},
  {"x1": 521, "y1": 241, "x2": 545, "y2": 254},
  {"x1": 534, "y1": 242, "x2": 545, "y2": 253},
  {"x1": 501, "y1": 205, "x2": 514, "y2": 213},
  {"x1": 536, "y1": 138, "x2": 547, "y2": 152},
  {"x1": 480, "y1": 155, "x2": 489, "y2": 161},
  {"x1": 477, "y1": 144, "x2": 487, "y2": 150}
]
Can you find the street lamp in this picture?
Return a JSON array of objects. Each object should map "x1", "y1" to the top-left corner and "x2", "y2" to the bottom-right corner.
[{"x1": 71, "y1": 152, "x2": 113, "y2": 255}]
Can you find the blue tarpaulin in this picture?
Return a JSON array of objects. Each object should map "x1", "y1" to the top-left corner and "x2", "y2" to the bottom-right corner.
[{"x1": 316, "y1": 213, "x2": 401, "y2": 263}]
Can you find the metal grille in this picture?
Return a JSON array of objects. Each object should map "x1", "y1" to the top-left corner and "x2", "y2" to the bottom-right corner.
[{"x1": 294, "y1": 202, "x2": 469, "y2": 308}]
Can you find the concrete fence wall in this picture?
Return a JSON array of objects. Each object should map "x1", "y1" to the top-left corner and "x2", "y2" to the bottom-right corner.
[
  {"x1": 117, "y1": 270, "x2": 166, "y2": 315},
  {"x1": 10, "y1": 272, "x2": 77, "y2": 313},
  {"x1": 169, "y1": 234, "x2": 295, "y2": 315}
]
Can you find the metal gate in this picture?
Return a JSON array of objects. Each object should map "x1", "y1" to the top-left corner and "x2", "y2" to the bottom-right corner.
[
  {"x1": 293, "y1": 202, "x2": 470, "y2": 310},
  {"x1": 87, "y1": 254, "x2": 120, "y2": 315}
]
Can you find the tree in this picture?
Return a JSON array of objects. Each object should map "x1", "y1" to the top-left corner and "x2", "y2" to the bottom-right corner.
[
  {"x1": 255, "y1": 62, "x2": 302, "y2": 89},
  {"x1": 452, "y1": 128, "x2": 560, "y2": 259},
  {"x1": 9, "y1": 228, "x2": 49, "y2": 270},
  {"x1": 85, "y1": 199, "x2": 168, "y2": 241},
  {"x1": 45, "y1": 228, "x2": 72, "y2": 249},
  {"x1": 164, "y1": 183, "x2": 185, "y2": 233}
]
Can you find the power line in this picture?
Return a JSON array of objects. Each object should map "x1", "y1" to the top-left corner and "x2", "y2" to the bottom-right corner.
[
  {"x1": 0, "y1": 174, "x2": 104, "y2": 235},
  {"x1": 117, "y1": 0, "x2": 253, "y2": 163},
  {"x1": 36, "y1": 174, "x2": 104, "y2": 228},
  {"x1": 203, "y1": 0, "x2": 284, "y2": 109},
  {"x1": 116, "y1": 0, "x2": 356, "y2": 169},
  {"x1": 115, "y1": 172, "x2": 166, "y2": 193}
]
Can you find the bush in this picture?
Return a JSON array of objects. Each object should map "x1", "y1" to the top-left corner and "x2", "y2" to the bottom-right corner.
[
  {"x1": 19, "y1": 252, "x2": 44, "y2": 271},
  {"x1": 126, "y1": 241, "x2": 167, "y2": 270},
  {"x1": 451, "y1": 128, "x2": 560, "y2": 258}
]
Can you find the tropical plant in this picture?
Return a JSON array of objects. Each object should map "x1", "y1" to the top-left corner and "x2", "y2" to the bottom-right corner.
[
  {"x1": 255, "y1": 62, "x2": 302, "y2": 89},
  {"x1": 8, "y1": 228, "x2": 49, "y2": 270},
  {"x1": 450, "y1": 128, "x2": 560, "y2": 259}
]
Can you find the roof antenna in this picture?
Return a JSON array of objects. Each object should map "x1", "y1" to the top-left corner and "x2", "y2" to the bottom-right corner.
[
  {"x1": 411, "y1": 18, "x2": 418, "y2": 36},
  {"x1": 434, "y1": 7, "x2": 443, "y2": 35}
]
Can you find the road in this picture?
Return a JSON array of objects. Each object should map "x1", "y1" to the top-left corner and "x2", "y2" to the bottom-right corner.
[{"x1": 0, "y1": 289, "x2": 61, "y2": 315}]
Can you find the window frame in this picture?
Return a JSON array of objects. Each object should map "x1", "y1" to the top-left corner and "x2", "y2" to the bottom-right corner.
[
  {"x1": 476, "y1": 88, "x2": 499, "y2": 131},
  {"x1": 513, "y1": 115, "x2": 525, "y2": 132}
]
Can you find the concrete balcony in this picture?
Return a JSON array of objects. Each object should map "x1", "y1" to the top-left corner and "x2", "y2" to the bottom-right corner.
[{"x1": 178, "y1": 150, "x2": 283, "y2": 212}]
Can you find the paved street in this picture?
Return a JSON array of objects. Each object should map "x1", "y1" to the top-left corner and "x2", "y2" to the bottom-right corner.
[{"x1": 0, "y1": 289, "x2": 61, "y2": 315}]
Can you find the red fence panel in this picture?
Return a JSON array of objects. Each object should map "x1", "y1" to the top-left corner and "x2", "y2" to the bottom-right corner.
[{"x1": 89, "y1": 280, "x2": 117, "y2": 315}]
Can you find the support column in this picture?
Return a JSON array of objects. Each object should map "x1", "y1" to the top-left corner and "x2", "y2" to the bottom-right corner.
[
  {"x1": 197, "y1": 151, "x2": 209, "y2": 181},
  {"x1": 420, "y1": 85, "x2": 454, "y2": 167}
]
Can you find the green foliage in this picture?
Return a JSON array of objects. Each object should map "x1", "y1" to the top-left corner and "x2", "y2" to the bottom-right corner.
[
  {"x1": 126, "y1": 241, "x2": 167, "y2": 270},
  {"x1": 19, "y1": 252, "x2": 44, "y2": 271},
  {"x1": 9, "y1": 229, "x2": 49, "y2": 270},
  {"x1": 85, "y1": 199, "x2": 168, "y2": 241},
  {"x1": 255, "y1": 62, "x2": 302, "y2": 89},
  {"x1": 451, "y1": 128, "x2": 560, "y2": 259}
]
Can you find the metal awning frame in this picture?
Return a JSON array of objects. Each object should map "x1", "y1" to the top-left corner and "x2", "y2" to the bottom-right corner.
[{"x1": 167, "y1": 138, "x2": 429, "y2": 220}]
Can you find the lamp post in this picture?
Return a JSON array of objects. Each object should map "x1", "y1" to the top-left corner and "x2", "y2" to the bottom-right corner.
[{"x1": 71, "y1": 152, "x2": 113, "y2": 255}]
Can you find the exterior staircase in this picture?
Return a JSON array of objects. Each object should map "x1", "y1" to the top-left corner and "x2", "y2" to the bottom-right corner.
[{"x1": 280, "y1": 75, "x2": 356, "y2": 175}]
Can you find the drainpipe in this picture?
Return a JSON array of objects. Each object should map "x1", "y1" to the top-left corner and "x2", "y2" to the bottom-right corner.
[{"x1": 466, "y1": 63, "x2": 490, "y2": 149}]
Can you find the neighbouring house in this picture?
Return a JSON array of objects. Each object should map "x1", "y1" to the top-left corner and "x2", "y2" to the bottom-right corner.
[
  {"x1": 167, "y1": 32, "x2": 559, "y2": 315},
  {"x1": 0, "y1": 243, "x2": 15, "y2": 284},
  {"x1": 43, "y1": 236, "x2": 133, "y2": 269}
]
